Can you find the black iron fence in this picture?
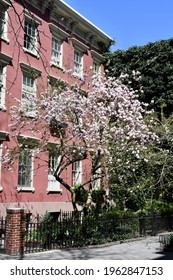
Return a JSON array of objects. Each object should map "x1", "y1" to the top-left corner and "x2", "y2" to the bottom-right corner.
[{"x1": 25, "y1": 211, "x2": 173, "y2": 253}]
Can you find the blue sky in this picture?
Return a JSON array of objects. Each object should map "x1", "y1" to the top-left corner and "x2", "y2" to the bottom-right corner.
[{"x1": 63, "y1": 0, "x2": 173, "y2": 51}]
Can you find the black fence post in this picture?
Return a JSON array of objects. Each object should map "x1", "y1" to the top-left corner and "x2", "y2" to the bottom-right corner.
[{"x1": 139, "y1": 213, "x2": 146, "y2": 236}]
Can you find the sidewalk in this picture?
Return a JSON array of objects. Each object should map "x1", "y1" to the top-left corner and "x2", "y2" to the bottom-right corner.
[{"x1": 1, "y1": 235, "x2": 173, "y2": 260}]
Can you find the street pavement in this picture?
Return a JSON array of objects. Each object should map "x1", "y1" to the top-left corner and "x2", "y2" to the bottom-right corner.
[{"x1": 0, "y1": 235, "x2": 173, "y2": 260}]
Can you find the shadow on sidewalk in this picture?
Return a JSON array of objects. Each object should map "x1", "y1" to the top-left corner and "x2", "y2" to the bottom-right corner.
[{"x1": 153, "y1": 249, "x2": 173, "y2": 260}]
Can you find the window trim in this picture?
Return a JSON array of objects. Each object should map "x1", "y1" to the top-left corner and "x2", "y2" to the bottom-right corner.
[
  {"x1": 72, "y1": 37, "x2": 88, "y2": 79},
  {"x1": 51, "y1": 36, "x2": 63, "y2": 68},
  {"x1": 0, "y1": 0, "x2": 10, "y2": 43},
  {"x1": 47, "y1": 152, "x2": 62, "y2": 194},
  {"x1": 23, "y1": 10, "x2": 41, "y2": 57},
  {"x1": 91, "y1": 50, "x2": 103, "y2": 86},
  {"x1": 16, "y1": 135, "x2": 40, "y2": 192},
  {"x1": 17, "y1": 147, "x2": 35, "y2": 193},
  {"x1": 49, "y1": 23, "x2": 68, "y2": 69},
  {"x1": 0, "y1": 63, "x2": 6, "y2": 110},
  {"x1": 72, "y1": 160, "x2": 82, "y2": 186},
  {"x1": 20, "y1": 62, "x2": 41, "y2": 117},
  {"x1": 92, "y1": 167, "x2": 101, "y2": 190},
  {"x1": 0, "y1": 53, "x2": 12, "y2": 110},
  {"x1": 73, "y1": 49, "x2": 83, "y2": 78},
  {"x1": 21, "y1": 73, "x2": 37, "y2": 117}
]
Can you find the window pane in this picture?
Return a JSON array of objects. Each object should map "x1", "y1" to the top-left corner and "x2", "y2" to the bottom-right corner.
[
  {"x1": 74, "y1": 51, "x2": 82, "y2": 76},
  {"x1": 0, "y1": 4, "x2": 6, "y2": 36},
  {"x1": 48, "y1": 152, "x2": 60, "y2": 189},
  {"x1": 24, "y1": 20, "x2": 37, "y2": 53},
  {"x1": 18, "y1": 149, "x2": 32, "y2": 187},
  {"x1": 0, "y1": 64, "x2": 5, "y2": 105},
  {"x1": 51, "y1": 37, "x2": 62, "y2": 66},
  {"x1": 72, "y1": 161, "x2": 82, "y2": 185},
  {"x1": 22, "y1": 74, "x2": 36, "y2": 115}
]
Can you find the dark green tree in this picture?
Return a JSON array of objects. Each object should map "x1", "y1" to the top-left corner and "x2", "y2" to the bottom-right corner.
[{"x1": 105, "y1": 38, "x2": 173, "y2": 116}]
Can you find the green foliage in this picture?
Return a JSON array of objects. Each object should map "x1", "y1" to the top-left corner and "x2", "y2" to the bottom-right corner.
[
  {"x1": 105, "y1": 38, "x2": 173, "y2": 116},
  {"x1": 142, "y1": 200, "x2": 173, "y2": 214}
]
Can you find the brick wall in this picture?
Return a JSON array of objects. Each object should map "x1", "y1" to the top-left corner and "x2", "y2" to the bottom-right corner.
[{"x1": 5, "y1": 208, "x2": 26, "y2": 255}]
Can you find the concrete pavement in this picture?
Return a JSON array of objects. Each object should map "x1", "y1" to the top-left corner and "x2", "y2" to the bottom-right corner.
[{"x1": 0, "y1": 235, "x2": 173, "y2": 260}]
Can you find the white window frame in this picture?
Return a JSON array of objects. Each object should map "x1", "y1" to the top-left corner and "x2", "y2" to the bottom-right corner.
[
  {"x1": 74, "y1": 50, "x2": 83, "y2": 78},
  {"x1": 0, "y1": 63, "x2": 6, "y2": 110},
  {"x1": 91, "y1": 50, "x2": 103, "y2": 86},
  {"x1": 49, "y1": 23, "x2": 68, "y2": 69},
  {"x1": 51, "y1": 36, "x2": 62, "y2": 68},
  {"x1": 92, "y1": 60, "x2": 101, "y2": 86},
  {"x1": 71, "y1": 37, "x2": 88, "y2": 79},
  {"x1": 93, "y1": 61, "x2": 100, "y2": 76},
  {"x1": 24, "y1": 19, "x2": 38, "y2": 56},
  {"x1": 21, "y1": 73, "x2": 36, "y2": 117},
  {"x1": 17, "y1": 147, "x2": 35, "y2": 192},
  {"x1": 72, "y1": 161, "x2": 82, "y2": 185},
  {"x1": 0, "y1": 0, "x2": 10, "y2": 42},
  {"x1": 47, "y1": 152, "x2": 62, "y2": 193},
  {"x1": 93, "y1": 167, "x2": 101, "y2": 190}
]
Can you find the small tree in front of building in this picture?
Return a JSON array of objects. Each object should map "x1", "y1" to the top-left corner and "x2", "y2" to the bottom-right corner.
[{"x1": 4, "y1": 75, "x2": 157, "y2": 211}]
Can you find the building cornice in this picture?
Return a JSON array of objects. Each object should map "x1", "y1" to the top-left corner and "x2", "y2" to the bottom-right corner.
[{"x1": 24, "y1": 0, "x2": 113, "y2": 52}]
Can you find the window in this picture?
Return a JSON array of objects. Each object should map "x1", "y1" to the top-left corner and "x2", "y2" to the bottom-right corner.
[
  {"x1": 72, "y1": 161, "x2": 82, "y2": 185},
  {"x1": 92, "y1": 61, "x2": 101, "y2": 86},
  {"x1": 74, "y1": 50, "x2": 83, "y2": 77},
  {"x1": 0, "y1": 64, "x2": 6, "y2": 109},
  {"x1": 17, "y1": 147, "x2": 34, "y2": 191},
  {"x1": 24, "y1": 19, "x2": 38, "y2": 55},
  {"x1": 51, "y1": 37, "x2": 62, "y2": 67},
  {"x1": 47, "y1": 152, "x2": 62, "y2": 193},
  {"x1": 71, "y1": 37, "x2": 88, "y2": 79},
  {"x1": 91, "y1": 50, "x2": 103, "y2": 86},
  {"x1": 93, "y1": 61, "x2": 100, "y2": 76},
  {"x1": 49, "y1": 23, "x2": 68, "y2": 69},
  {"x1": 0, "y1": 1, "x2": 9, "y2": 41},
  {"x1": 93, "y1": 167, "x2": 101, "y2": 190},
  {"x1": 22, "y1": 74, "x2": 36, "y2": 116}
]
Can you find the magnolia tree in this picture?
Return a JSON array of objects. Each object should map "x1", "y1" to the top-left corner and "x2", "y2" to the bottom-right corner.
[{"x1": 5, "y1": 75, "x2": 157, "y2": 211}]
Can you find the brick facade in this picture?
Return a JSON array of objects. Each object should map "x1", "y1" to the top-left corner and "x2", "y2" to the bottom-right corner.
[
  {"x1": 5, "y1": 208, "x2": 26, "y2": 255},
  {"x1": 0, "y1": 0, "x2": 112, "y2": 218}
]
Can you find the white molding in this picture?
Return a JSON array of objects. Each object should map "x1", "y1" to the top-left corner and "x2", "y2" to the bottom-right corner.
[
  {"x1": 49, "y1": 23, "x2": 69, "y2": 40},
  {"x1": 47, "y1": 186, "x2": 62, "y2": 194},
  {"x1": 71, "y1": 37, "x2": 89, "y2": 53},
  {"x1": 91, "y1": 50, "x2": 104, "y2": 62},
  {"x1": 16, "y1": 186, "x2": 35, "y2": 192},
  {"x1": 20, "y1": 62, "x2": 42, "y2": 77},
  {"x1": 24, "y1": 9, "x2": 42, "y2": 25}
]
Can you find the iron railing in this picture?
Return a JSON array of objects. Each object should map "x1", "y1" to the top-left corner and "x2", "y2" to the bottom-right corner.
[{"x1": 24, "y1": 211, "x2": 173, "y2": 253}]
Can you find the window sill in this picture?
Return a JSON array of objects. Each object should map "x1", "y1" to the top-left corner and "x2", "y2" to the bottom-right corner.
[
  {"x1": 0, "y1": 105, "x2": 7, "y2": 112},
  {"x1": 50, "y1": 62, "x2": 64, "y2": 71},
  {"x1": 0, "y1": 36, "x2": 10, "y2": 45},
  {"x1": 72, "y1": 72, "x2": 84, "y2": 80},
  {"x1": 47, "y1": 187, "x2": 62, "y2": 194},
  {"x1": 17, "y1": 186, "x2": 35, "y2": 192},
  {"x1": 23, "y1": 47, "x2": 39, "y2": 59}
]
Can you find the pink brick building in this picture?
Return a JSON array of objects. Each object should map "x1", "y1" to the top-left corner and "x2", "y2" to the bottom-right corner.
[{"x1": 0, "y1": 0, "x2": 112, "y2": 218}]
